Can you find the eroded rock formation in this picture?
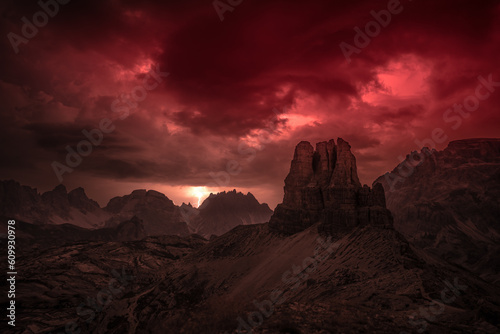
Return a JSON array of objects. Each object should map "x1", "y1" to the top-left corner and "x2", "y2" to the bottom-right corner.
[{"x1": 270, "y1": 138, "x2": 392, "y2": 235}]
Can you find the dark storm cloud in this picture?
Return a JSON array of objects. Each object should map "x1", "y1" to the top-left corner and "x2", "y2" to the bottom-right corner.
[
  {"x1": 0, "y1": 0, "x2": 499, "y2": 206},
  {"x1": 24, "y1": 122, "x2": 143, "y2": 154},
  {"x1": 157, "y1": 0, "x2": 366, "y2": 135},
  {"x1": 371, "y1": 105, "x2": 424, "y2": 124}
]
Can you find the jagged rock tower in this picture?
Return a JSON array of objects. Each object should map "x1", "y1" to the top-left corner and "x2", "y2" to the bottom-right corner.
[{"x1": 269, "y1": 138, "x2": 393, "y2": 235}]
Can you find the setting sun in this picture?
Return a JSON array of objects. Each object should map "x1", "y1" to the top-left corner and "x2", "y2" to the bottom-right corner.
[{"x1": 189, "y1": 186, "x2": 210, "y2": 207}]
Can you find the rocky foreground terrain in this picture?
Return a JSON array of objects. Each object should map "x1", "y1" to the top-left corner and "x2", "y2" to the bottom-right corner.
[
  {"x1": 375, "y1": 138, "x2": 500, "y2": 284},
  {"x1": 1, "y1": 138, "x2": 499, "y2": 333},
  {"x1": 4, "y1": 222, "x2": 500, "y2": 334}
]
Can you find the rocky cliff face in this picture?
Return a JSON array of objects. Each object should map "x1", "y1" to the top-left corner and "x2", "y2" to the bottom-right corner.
[
  {"x1": 270, "y1": 138, "x2": 392, "y2": 235},
  {"x1": 104, "y1": 189, "x2": 190, "y2": 236},
  {"x1": 182, "y1": 190, "x2": 273, "y2": 237},
  {"x1": 6, "y1": 139, "x2": 500, "y2": 333},
  {"x1": 0, "y1": 181, "x2": 188, "y2": 235},
  {"x1": 0, "y1": 180, "x2": 275, "y2": 238},
  {"x1": 0, "y1": 179, "x2": 48, "y2": 223},
  {"x1": 374, "y1": 138, "x2": 500, "y2": 283},
  {"x1": 68, "y1": 187, "x2": 102, "y2": 213},
  {"x1": 0, "y1": 180, "x2": 110, "y2": 228}
]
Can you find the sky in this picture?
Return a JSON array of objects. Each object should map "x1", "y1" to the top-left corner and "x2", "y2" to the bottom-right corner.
[{"x1": 1, "y1": 0, "x2": 499, "y2": 209}]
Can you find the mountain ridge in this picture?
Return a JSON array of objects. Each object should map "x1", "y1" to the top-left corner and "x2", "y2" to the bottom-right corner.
[
  {"x1": 0, "y1": 180, "x2": 273, "y2": 238},
  {"x1": 6, "y1": 137, "x2": 500, "y2": 333},
  {"x1": 374, "y1": 137, "x2": 500, "y2": 284}
]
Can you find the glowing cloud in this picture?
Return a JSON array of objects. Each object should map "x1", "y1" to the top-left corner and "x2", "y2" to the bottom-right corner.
[{"x1": 189, "y1": 186, "x2": 210, "y2": 207}]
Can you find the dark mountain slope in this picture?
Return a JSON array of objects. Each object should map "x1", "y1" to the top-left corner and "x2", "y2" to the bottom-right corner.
[{"x1": 375, "y1": 138, "x2": 500, "y2": 284}]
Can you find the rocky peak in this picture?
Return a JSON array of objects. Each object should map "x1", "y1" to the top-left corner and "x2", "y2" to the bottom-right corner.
[
  {"x1": 246, "y1": 192, "x2": 257, "y2": 201},
  {"x1": 200, "y1": 190, "x2": 270, "y2": 210},
  {"x1": 68, "y1": 187, "x2": 86, "y2": 197},
  {"x1": 106, "y1": 189, "x2": 176, "y2": 213},
  {"x1": 330, "y1": 138, "x2": 361, "y2": 187},
  {"x1": 42, "y1": 184, "x2": 68, "y2": 199},
  {"x1": 68, "y1": 187, "x2": 101, "y2": 213},
  {"x1": 42, "y1": 184, "x2": 71, "y2": 217},
  {"x1": 375, "y1": 138, "x2": 500, "y2": 193},
  {"x1": 0, "y1": 179, "x2": 39, "y2": 199},
  {"x1": 285, "y1": 141, "x2": 315, "y2": 186},
  {"x1": 283, "y1": 138, "x2": 361, "y2": 208},
  {"x1": 446, "y1": 138, "x2": 500, "y2": 162},
  {"x1": 189, "y1": 190, "x2": 273, "y2": 237},
  {"x1": 131, "y1": 189, "x2": 147, "y2": 197},
  {"x1": 53, "y1": 184, "x2": 68, "y2": 194},
  {"x1": 311, "y1": 140, "x2": 335, "y2": 186},
  {"x1": 0, "y1": 180, "x2": 46, "y2": 222},
  {"x1": 373, "y1": 137, "x2": 500, "y2": 283},
  {"x1": 104, "y1": 189, "x2": 187, "y2": 236},
  {"x1": 146, "y1": 190, "x2": 167, "y2": 198},
  {"x1": 270, "y1": 138, "x2": 392, "y2": 235}
]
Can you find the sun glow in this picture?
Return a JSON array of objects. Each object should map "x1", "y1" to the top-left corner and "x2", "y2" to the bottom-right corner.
[{"x1": 189, "y1": 186, "x2": 210, "y2": 207}]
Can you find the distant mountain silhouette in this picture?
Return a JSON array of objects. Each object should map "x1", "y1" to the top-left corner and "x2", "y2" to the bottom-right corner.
[
  {"x1": 375, "y1": 138, "x2": 500, "y2": 284},
  {"x1": 104, "y1": 189, "x2": 190, "y2": 236},
  {"x1": 0, "y1": 180, "x2": 273, "y2": 239},
  {"x1": 7, "y1": 138, "x2": 500, "y2": 333},
  {"x1": 0, "y1": 180, "x2": 111, "y2": 228},
  {"x1": 181, "y1": 189, "x2": 273, "y2": 237}
]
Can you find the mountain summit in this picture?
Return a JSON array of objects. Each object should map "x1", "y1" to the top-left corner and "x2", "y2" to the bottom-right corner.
[
  {"x1": 375, "y1": 138, "x2": 500, "y2": 283},
  {"x1": 270, "y1": 138, "x2": 393, "y2": 235},
  {"x1": 185, "y1": 190, "x2": 273, "y2": 237},
  {"x1": 10, "y1": 138, "x2": 500, "y2": 333}
]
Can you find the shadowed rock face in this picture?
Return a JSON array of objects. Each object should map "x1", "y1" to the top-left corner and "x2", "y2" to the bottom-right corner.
[
  {"x1": 374, "y1": 138, "x2": 500, "y2": 284},
  {"x1": 0, "y1": 180, "x2": 110, "y2": 228},
  {"x1": 9, "y1": 215, "x2": 147, "y2": 249},
  {"x1": 181, "y1": 190, "x2": 273, "y2": 237},
  {"x1": 270, "y1": 138, "x2": 392, "y2": 235},
  {"x1": 105, "y1": 189, "x2": 190, "y2": 236},
  {"x1": 5, "y1": 139, "x2": 500, "y2": 333},
  {"x1": 0, "y1": 180, "x2": 275, "y2": 238}
]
